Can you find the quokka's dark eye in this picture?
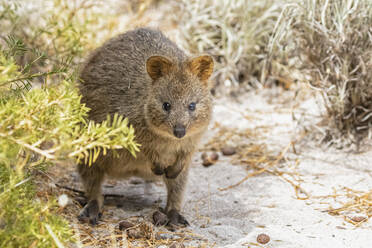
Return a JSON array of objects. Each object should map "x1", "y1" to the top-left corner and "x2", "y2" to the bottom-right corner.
[
  {"x1": 188, "y1": 102, "x2": 196, "y2": 111},
  {"x1": 162, "y1": 102, "x2": 171, "y2": 111}
]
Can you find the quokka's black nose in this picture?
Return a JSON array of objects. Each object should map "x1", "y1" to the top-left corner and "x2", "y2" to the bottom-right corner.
[{"x1": 173, "y1": 124, "x2": 186, "y2": 138}]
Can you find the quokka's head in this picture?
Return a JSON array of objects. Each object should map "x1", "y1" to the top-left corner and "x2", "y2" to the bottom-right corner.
[{"x1": 144, "y1": 55, "x2": 214, "y2": 139}]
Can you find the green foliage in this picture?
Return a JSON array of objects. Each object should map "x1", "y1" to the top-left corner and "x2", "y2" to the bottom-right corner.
[
  {"x1": 0, "y1": 45, "x2": 139, "y2": 247},
  {"x1": 34, "y1": 0, "x2": 99, "y2": 63},
  {"x1": 0, "y1": 1, "x2": 140, "y2": 247},
  {"x1": 0, "y1": 35, "x2": 70, "y2": 100},
  {"x1": 0, "y1": 77, "x2": 139, "y2": 162},
  {"x1": 0, "y1": 176, "x2": 73, "y2": 248}
]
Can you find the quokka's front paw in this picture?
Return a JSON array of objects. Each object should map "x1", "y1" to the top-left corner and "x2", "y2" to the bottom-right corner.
[
  {"x1": 152, "y1": 162, "x2": 184, "y2": 179},
  {"x1": 167, "y1": 209, "x2": 190, "y2": 227},
  {"x1": 152, "y1": 209, "x2": 189, "y2": 228},
  {"x1": 77, "y1": 200, "x2": 102, "y2": 225},
  {"x1": 164, "y1": 165, "x2": 183, "y2": 179},
  {"x1": 151, "y1": 162, "x2": 165, "y2": 175}
]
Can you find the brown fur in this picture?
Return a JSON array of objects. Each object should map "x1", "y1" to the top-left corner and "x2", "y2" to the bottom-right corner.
[{"x1": 77, "y1": 28, "x2": 213, "y2": 226}]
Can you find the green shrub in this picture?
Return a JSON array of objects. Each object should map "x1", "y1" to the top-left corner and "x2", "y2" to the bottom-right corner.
[
  {"x1": 0, "y1": 1, "x2": 140, "y2": 246},
  {"x1": 0, "y1": 42, "x2": 139, "y2": 247}
]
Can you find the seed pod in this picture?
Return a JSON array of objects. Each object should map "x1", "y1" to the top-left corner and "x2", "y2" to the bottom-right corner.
[
  {"x1": 257, "y1": 233, "x2": 270, "y2": 244},
  {"x1": 221, "y1": 146, "x2": 236, "y2": 156},
  {"x1": 202, "y1": 152, "x2": 219, "y2": 167}
]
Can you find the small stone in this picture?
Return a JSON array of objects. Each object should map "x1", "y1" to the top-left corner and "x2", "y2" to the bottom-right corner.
[
  {"x1": 152, "y1": 210, "x2": 168, "y2": 226},
  {"x1": 221, "y1": 146, "x2": 236, "y2": 156},
  {"x1": 201, "y1": 152, "x2": 208, "y2": 160},
  {"x1": 257, "y1": 233, "x2": 270, "y2": 244},
  {"x1": 351, "y1": 216, "x2": 366, "y2": 222},
  {"x1": 210, "y1": 152, "x2": 219, "y2": 161},
  {"x1": 202, "y1": 152, "x2": 219, "y2": 167},
  {"x1": 58, "y1": 194, "x2": 69, "y2": 207},
  {"x1": 118, "y1": 220, "x2": 134, "y2": 231},
  {"x1": 202, "y1": 159, "x2": 213, "y2": 167}
]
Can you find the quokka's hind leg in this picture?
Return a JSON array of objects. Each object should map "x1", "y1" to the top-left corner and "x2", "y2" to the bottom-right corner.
[
  {"x1": 163, "y1": 165, "x2": 190, "y2": 227},
  {"x1": 77, "y1": 162, "x2": 105, "y2": 225}
]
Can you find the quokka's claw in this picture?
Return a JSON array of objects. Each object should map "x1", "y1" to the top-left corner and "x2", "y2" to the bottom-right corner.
[
  {"x1": 77, "y1": 200, "x2": 102, "y2": 226},
  {"x1": 151, "y1": 163, "x2": 165, "y2": 175},
  {"x1": 167, "y1": 209, "x2": 190, "y2": 227}
]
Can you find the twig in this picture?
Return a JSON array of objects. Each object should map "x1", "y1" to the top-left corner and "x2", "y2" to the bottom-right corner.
[
  {"x1": 54, "y1": 183, "x2": 140, "y2": 198},
  {"x1": 0, "y1": 70, "x2": 63, "y2": 86},
  {"x1": 45, "y1": 224, "x2": 66, "y2": 248},
  {"x1": 0, "y1": 177, "x2": 32, "y2": 196},
  {"x1": 219, "y1": 141, "x2": 292, "y2": 191},
  {"x1": 55, "y1": 183, "x2": 84, "y2": 195}
]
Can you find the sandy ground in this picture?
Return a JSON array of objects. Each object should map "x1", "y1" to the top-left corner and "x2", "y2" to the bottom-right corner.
[
  {"x1": 185, "y1": 88, "x2": 371, "y2": 247},
  {"x1": 200, "y1": 89, "x2": 372, "y2": 248},
  {"x1": 53, "y1": 87, "x2": 371, "y2": 247}
]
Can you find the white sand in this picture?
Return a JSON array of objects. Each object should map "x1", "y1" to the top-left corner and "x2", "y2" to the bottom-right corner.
[{"x1": 181, "y1": 88, "x2": 372, "y2": 247}]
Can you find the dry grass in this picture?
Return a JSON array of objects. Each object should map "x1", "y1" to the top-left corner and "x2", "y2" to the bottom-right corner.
[
  {"x1": 314, "y1": 187, "x2": 372, "y2": 227},
  {"x1": 273, "y1": 0, "x2": 372, "y2": 147},
  {"x1": 34, "y1": 164, "x2": 207, "y2": 248},
  {"x1": 176, "y1": 0, "x2": 286, "y2": 93},
  {"x1": 204, "y1": 124, "x2": 371, "y2": 226},
  {"x1": 201, "y1": 123, "x2": 308, "y2": 198}
]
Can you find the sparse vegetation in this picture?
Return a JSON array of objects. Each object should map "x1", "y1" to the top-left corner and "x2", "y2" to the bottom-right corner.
[
  {"x1": 272, "y1": 0, "x2": 372, "y2": 146},
  {"x1": 177, "y1": 0, "x2": 286, "y2": 92}
]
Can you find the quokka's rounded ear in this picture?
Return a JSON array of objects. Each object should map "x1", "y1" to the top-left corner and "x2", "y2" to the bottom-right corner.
[
  {"x1": 146, "y1": 56, "x2": 173, "y2": 81},
  {"x1": 188, "y1": 55, "x2": 214, "y2": 82}
]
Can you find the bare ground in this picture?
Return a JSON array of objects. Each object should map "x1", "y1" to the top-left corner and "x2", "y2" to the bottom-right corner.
[{"x1": 47, "y1": 87, "x2": 371, "y2": 247}]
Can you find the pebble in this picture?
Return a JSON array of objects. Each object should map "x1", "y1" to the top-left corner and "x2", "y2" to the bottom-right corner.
[
  {"x1": 257, "y1": 233, "x2": 270, "y2": 244},
  {"x1": 351, "y1": 216, "x2": 366, "y2": 222},
  {"x1": 221, "y1": 146, "x2": 236, "y2": 156},
  {"x1": 201, "y1": 152, "x2": 219, "y2": 167}
]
